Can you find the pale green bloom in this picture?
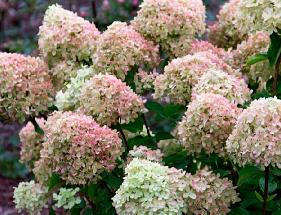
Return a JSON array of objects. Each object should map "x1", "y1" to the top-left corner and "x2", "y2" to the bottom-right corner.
[
  {"x1": 53, "y1": 188, "x2": 81, "y2": 210},
  {"x1": 235, "y1": 0, "x2": 281, "y2": 34},
  {"x1": 55, "y1": 66, "x2": 94, "y2": 111},
  {"x1": 13, "y1": 180, "x2": 48, "y2": 215},
  {"x1": 113, "y1": 158, "x2": 196, "y2": 215}
]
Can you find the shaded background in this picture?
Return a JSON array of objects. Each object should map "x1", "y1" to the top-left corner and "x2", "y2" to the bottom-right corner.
[{"x1": 0, "y1": 0, "x2": 226, "y2": 214}]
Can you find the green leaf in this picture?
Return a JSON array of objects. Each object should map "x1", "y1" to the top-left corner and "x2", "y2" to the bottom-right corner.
[
  {"x1": 259, "y1": 177, "x2": 277, "y2": 194},
  {"x1": 251, "y1": 90, "x2": 271, "y2": 100},
  {"x1": 163, "y1": 150, "x2": 190, "y2": 169},
  {"x1": 267, "y1": 31, "x2": 281, "y2": 67},
  {"x1": 267, "y1": 194, "x2": 277, "y2": 202},
  {"x1": 70, "y1": 208, "x2": 81, "y2": 215},
  {"x1": 49, "y1": 207, "x2": 56, "y2": 215},
  {"x1": 247, "y1": 53, "x2": 268, "y2": 65},
  {"x1": 271, "y1": 168, "x2": 281, "y2": 176},
  {"x1": 238, "y1": 166, "x2": 263, "y2": 186},
  {"x1": 228, "y1": 208, "x2": 251, "y2": 215},
  {"x1": 83, "y1": 208, "x2": 94, "y2": 215},
  {"x1": 101, "y1": 172, "x2": 122, "y2": 190},
  {"x1": 125, "y1": 67, "x2": 137, "y2": 92},
  {"x1": 48, "y1": 173, "x2": 61, "y2": 190},
  {"x1": 255, "y1": 191, "x2": 264, "y2": 202},
  {"x1": 128, "y1": 135, "x2": 156, "y2": 149},
  {"x1": 240, "y1": 192, "x2": 261, "y2": 208},
  {"x1": 273, "y1": 209, "x2": 281, "y2": 215},
  {"x1": 162, "y1": 103, "x2": 186, "y2": 118},
  {"x1": 86, "y1": 183, "x2": 115, "y2": 215},
  {"x1": 154, "y1": 132, "x2": 174, "y2": 141},
  {"x1": 145, "y1": 101, "x2": 164, "y2": 115},
  {"x1": 121, "y1": 116, "x2": 144, "y2": 133}
]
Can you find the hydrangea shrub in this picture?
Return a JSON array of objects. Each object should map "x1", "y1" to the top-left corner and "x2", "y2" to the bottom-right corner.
[{"x1": 5, "y1": 1, "x2": 281, "y2": 214}]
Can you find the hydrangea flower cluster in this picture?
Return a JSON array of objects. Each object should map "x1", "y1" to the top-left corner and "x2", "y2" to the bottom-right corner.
[
  {"x1": 178, "y1": 93, "x2": 241, "y2": 157},
  {"x1": 188, "y1": 40, "x2": 229, "y2": 61},
  {"x1": 132, "y1": 0, "x2": 206, "y2": 57},
  {"x1": 19, "y1": 118, "x2": 46, "y2": 170},
  {"x1": 113, "y1": 158, "x2": 196, "y2": 215},
  {"x1": 38, "y1": 4, "x2": 100, "y2": 66},
  {"x1": 53, "y1": 188, "x2": 81, "y2": 210},
  {"x1": 34, "y1": 111, "x2": 122, "y2": 185},
  {"x1": 234, "y1": 0, "x2": 281, "y2": 34},
  {"x1": 92, "y1": 22, "x2": 159, "y2": 81},
  {"x1": 55, "y1": 66, "x2": 94, "y2": 111},
  {"x1": 134, "y1": 69, "x2": 158, "y2": 94},
  {"x1": 226, "y1": 97, "x2": 281, "y2": 168},
  {"x1": 13, "y1": 181, "x2": 49, "y2": 214},
  {"x1": 192, "y1": 69, "x2": 251, "y2": 105},
  {"x1": 188, "y1": 168, "x2": 240, "y2": 215},
  {"x1": 230, "y1": 32, "x2": 272, "y2": 83},
  {"x1": 208, "y1": 0, "x2": 246, "y2": 49},
  {"x1": 127, "y1": 146, "x2": 163, "y2": 164},
  {"x1": 0, "y1": 53, "x2": 54, "y2": 122},
  {"x1": 49, "y1": 61, "x2": 79, "y2": 91},
  {"x1": 79, "y1": 74, "x2": 145, "y2": 126},
  {"x1": 153, "y1": 51, "x2": 234, "y2": 105}
]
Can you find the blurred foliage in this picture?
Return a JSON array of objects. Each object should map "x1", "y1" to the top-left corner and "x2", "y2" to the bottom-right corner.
[{"x1": 0, "y1": 128, "x2": 28, "y2": 178}]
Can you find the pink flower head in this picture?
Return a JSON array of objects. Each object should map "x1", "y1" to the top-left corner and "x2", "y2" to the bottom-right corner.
[
  {"x1": 92, "y1": 21, "x2": 159, "y2": 81},
  {"x1": 38, "y1": 4, "x2": 100, "y2": 66},
  {"x1": 178, "y1": 93, "x2": 241, "y2": 157},
  {"x1": 132, "y1": 0, "x2": 206, "y2": 57},
  {"x1": 34, "y1": 111, "x2": 122, "y2": 185},
  {"x1": 19, "y1": 118, "x2": 46, "y2": 170},
  {"x1": 153, "y1": 51, "x2": 239, "y2": 105},
  {"x1": 208, "y1": 0, "x2": 246, "y2": 49},
  {"x1": 227, "y1": 97, "x2": 281, "y2": 168},
  {"x1": 0, "y1": 52, "x2": 54, "y2": 122},
  {"x1": 229, "y1": 31, "x2": 272, "y2": 83},
  {"x1": 188, "y1": 168, "x2": 240, "y2": 214},
  {"x1": 79, "y1": 74, "x2": 146, "y2": 126}
]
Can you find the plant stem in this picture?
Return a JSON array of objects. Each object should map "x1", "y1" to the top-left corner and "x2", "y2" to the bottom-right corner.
[
  {"x1": 273, "y1": 55, "x2": 281, "y2": 95},
  {"x1": 84, "y1": 195, "x2": 95, "y2": 209},
  {"x1": 262, "y1": 166, "x2": 270, "y2": 215},
  {"x1": 30, "y1": 117, "x2": 44, "y2": 135},
  {"x1": 142, "y1": 114, "x2": 151, "y2": 137},
  {"x1": 91, "y1": 0, "x2": 97, "y2": 19},
  {"x1": 228, "y1": 161, "x2": 237, "y2": 186},
  {"x1": 118, "y1": 124, "x2": 129, "y2": 152},
  {"x1": 102, "y1": 180, "x2": 115, "y2": 195}
]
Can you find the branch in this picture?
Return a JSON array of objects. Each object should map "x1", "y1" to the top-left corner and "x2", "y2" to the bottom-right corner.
[
  {"x1": 228, "y1": 161, "x2": 237, "y2": 186},
  {"x1": 272, "y1": 54, "x2": 281, "y2": 95},
  {"x1": 142, "y1": 114, "x2": 151, "y2": 137},
  {"x1": 262, "y1": 166, "x2": 270, "y2": 215},
  {"x1": 118, "y1": 123, "x2": 129, "y2": 152}
]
